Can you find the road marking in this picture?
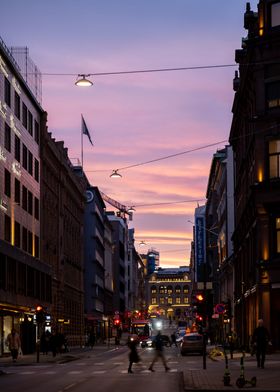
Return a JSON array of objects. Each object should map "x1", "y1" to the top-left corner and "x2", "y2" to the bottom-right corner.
[
  {"x1": 92, "y1": 370, "x2": 106, "y2": 374},
  {"x1": 94, "y1": 362, "x2": 104, "y2": 365},
  {"x1": 43, "y1": 371, "x2": 57, "y2": 374},
  {"x1": 68, "y1": 371, "x2": 82, "y2": 374},
  {"x1": 168, "y1": 361, "x2": 178, "y2": 364},
  {"x1": 64, "y1": 383, "x2": 76, "y2": 390},
  {"x1": 169, "y1": 369, "x2": 178, "y2": 372},
  {"x1": 19, "y1": 371, "x2": 35, "y2": 375},
  {"x1": 76, "y1": 362, "x2": 87, "y2": 366},
  {"x1": 113, "y1": 362, "x2": 124, "y2": 365}
]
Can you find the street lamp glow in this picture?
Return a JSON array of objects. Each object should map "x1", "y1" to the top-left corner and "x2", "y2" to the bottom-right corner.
[{"x1": 75, "y1": 74, "x2": 93, "y2": 87}]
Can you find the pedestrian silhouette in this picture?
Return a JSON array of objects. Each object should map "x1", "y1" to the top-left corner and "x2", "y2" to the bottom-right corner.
[
  {"x1": 252, "y1": 319, "x2": 270, "y2": 368},
  {"x1": 170, "y1": 332, "x2": 177, "y2": 347},
  {"x1": 149, "y1": 331, "x2": 170, "y2": 372},
  {"x1": 127, "y1": 336, "x2": 140, "y2": 373},
  {"x1": 6, "y1": 328, "x2": 21, "y2": 362}
]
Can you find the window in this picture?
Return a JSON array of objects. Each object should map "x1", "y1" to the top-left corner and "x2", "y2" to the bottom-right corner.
[
  {"x1": 167, "y1": 285, "x2": 173, "y2": 295},
  {"x1": 34, "y1": 235, "x2": 39, "y2": 258},
  {"x1": 28, "y1": 151, "x2": 33, "y2": 175},
  {"x1": 34, "y1": 197, "x2": 39, "y2": 220},
  {"x1": 176, "y1": 297, "x2": 181, "y2": 304},
  {"x1": 4, "y1": 123, "x2": 11, "y2": 152},
  {"x1": 4, "y1": 169, "x2": 11, "y2": 197},
  {"x1": 159, "y1": 285, "x2": 165, "y2": 294},
  {"x1": 14, "y1": 178, "x2": 20, "y2": 205},
  {"x1": 14, "y1": 221, "x2": 21, "y2": 248},
  {"x1": 22, "y1": 103, "x2": 27, "y2": 128},
  {"x1": 159, "y1": 297, "x2": 165, "y2": 304},
  {"x1": 15, "y1": 135, "x2": 21, "y2": 162},
  {"x1": 34, "y1": 159, "x2": 39, "y2": 182},
  {"x1": 34, "y1": 120, "x2": 40, "y2": 144},
  {"x1": 276, "y1": 217, "x2": 280, "y2": 253},
  {"x1": 272, "y1": 2, "x2": 280, "y2": 27},
  {"x1": 167, "y1": 297, "x2": 173, "y2": 304},
  {"x1": 184, "y1": 297, "x2": 189, "y2": 304},
  {"x1": 22, "y1": 227, "x2": 28, "y2": 251},
  {"x1": 28, "y1": 231, "x2": 33, "y2": 254},
  {"x1": 151, "y1": 297, "x2": 157, "y2": 304},
  {"x1": 183, "y1": 285, "x2": 189, "y2": 294},
  {"x1": 151, "y1": 285, "x2": 157, "y2": 294},
  {"x1": 4, "y1": 215, "x2": 11, "y2": 242},
  {"x1": 28, "y1": 111, "x2": 33, "y2": 136},
  {"x1": 175, "y1": 285, "x2": 181, "y2": 294},
  {"x1": 14, "y1": 92, "x2": 20, "y2": 119},
  {"x1": 4, "y1": 78, "x2": 11, "y2": 107},
  {"x1": 22, "y1": 186, "x2": 27, "y2": 210},
  {"x1": 269, "y1": 140, "x2": 280, "y2": 178},
  {"x1": 22, "y1": 144, "x2": 28, "y2": 169},
  {"x1": 28, "y1": 191, "x2": 33, "y2": 215},
  {"x1": 266, "y1": 81, "x2": 280, "y2": 108}
]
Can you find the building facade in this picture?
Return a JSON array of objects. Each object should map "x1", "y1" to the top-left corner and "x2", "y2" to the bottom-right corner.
[
  {"x1": 0, "y1": 38, "x2": 52, "y2": 355},
  {"x1": 147, "y1": 267, "x2": 191, "y2": 321},
  {"x1": 40, "y1": 134, "x2": 86, "y2": 346},
  {"x1": 230, "y1": 0, "x2": 280, "y2": 348}
]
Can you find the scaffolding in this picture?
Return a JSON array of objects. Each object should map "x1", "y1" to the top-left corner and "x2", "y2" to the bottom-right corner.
[{"x1": 10, "y1": 46, "x2": 42, "y2": 104}]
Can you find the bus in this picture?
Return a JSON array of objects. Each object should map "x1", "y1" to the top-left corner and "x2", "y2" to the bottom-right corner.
[{"x1": 131, "y1": 320, "x2": 152, "y2": 342}]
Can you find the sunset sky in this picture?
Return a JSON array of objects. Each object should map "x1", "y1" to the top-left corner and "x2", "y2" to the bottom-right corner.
[{"x1": 2, "y1": 0, "x2": 259, "y2": 267}]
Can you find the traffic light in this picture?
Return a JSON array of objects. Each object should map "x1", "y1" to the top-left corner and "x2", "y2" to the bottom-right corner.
[
  {"x1": 36, "y1": 305, "x2": 46, "y2": 324},
  {"x1": 195, "y1": 293, "x2": 205, "y2": 315},
  {"x1": 113, "y1": 319, "x2": 120, "y2": 327}
]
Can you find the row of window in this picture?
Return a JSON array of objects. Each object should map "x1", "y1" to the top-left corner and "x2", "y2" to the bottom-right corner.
[
  {"x1": 0, "y1": 253, "x2": 51, "y2": 301},
  {"x1": 151, "y1": 285, "x2": 189, "y2": 294},
  {"x1": 4, "y1": 122, "x2": 39, "y2": 181},
  {"x1": 4, "y1": 77, "x2": 40, "y2": 143},
  {"x1": 4, "y1": 214, "x2": 39, "y2": 258},
  {"x1": 151, "y1": 297, "x2": 189, "y2": 305},
  {"x1": 4, "y1": 169, "x2": 39, "y2": 219}
]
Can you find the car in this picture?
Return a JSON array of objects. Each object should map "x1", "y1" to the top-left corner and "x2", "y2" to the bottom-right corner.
[{"x1": 180, "y1": 333, "x2": 203, "y2": 355}]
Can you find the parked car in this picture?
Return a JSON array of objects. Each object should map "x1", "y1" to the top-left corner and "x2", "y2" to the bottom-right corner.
[{"x1": 180, "y1": 333, "x2": 203, "y2": 355}]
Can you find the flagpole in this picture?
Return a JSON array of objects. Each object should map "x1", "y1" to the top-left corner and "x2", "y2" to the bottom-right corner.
[{"x1": 81, "y1": 114, "x2": 84, "y2": 169}]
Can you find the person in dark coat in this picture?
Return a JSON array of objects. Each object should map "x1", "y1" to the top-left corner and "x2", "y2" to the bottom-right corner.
[
  {"x1": 252, "y1": 319, "x2": 270, "y2": 368},
  {"x1": 170, "y1": 332, "x2": 177, "y2": 347},
  {"x1": 127, "y1": 336, "x2": 140, "y2": 373},
  {"x1": 148, "y1": 331, "x2": 170, "y2": 372}
]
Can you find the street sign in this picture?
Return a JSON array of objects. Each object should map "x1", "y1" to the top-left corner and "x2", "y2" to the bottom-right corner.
[{"x1": 215, "y1": 303, "x2": 225, "y2": 314}]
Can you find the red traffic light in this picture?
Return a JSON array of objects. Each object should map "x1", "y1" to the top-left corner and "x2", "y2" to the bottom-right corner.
[
  {"x1": 114, "y1": 319, "x2": 120, "y2": 326},
  {"x1": 196, "y1": 315, "x2": 203, "y2": 322}
]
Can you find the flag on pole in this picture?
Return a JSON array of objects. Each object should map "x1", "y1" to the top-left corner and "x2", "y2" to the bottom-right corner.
[{"x1": 81, "y1": 114, "x2": 93, "y2": 145}]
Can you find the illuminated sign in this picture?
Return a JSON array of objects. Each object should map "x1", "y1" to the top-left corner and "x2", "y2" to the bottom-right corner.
[{"x1": 195, "y1": 216, "x2": 206, "y2": 281}]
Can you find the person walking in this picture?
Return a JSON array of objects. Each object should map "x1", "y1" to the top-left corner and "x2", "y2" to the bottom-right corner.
[
  {"x1": 148, "y1": 331, "x2": 170, "y2": 372},
  {"x1": 127, "y1": 336, "x2": 140, "y2": 373},
  {"x1": 170, "y1": 332, "x2": 177, "y2": 347},
  {"x1": 7, "y1": 328, "x2": 21, "y2": 362},
  {"x1": 252, "y1": 319, "x2": 270, "y2": 368}
]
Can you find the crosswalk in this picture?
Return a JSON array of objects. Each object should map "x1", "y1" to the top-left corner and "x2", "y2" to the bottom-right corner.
[{"x1": 1, "y1": 361, "x2": 180, "y2": 376}]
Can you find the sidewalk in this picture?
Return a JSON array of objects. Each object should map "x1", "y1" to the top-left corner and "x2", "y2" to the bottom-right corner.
[
  {"x1": 0, "y1": 336, "x2": 126, "y2": 368},
  {"x1": 183, "y1": 350, "x2": 280, "y2": 391}
]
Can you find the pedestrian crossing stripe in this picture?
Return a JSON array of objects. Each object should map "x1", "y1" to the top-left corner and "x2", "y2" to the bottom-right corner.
[
  {"x1": 68, "y1": 371, "x2": 83, "y2": 374},
  {"x1": 94, "y1": 362, "x2": 104, "y2": 365},
  {"x1": 92, "y1": 370, "x2": 106, "y2": 374}
]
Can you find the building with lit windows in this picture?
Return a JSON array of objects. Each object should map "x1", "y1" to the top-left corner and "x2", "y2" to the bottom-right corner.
[
  {"x1": 0, "y1": 38, "x2": 51, "y2": 355},
  {"x1": 147, "y1": 267, "x2": 191, "y2": 321},
  {"x1": 229, "y1": 0, "x2": 280, "y2": 349}
]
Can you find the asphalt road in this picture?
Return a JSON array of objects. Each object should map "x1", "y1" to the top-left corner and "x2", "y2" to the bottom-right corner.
[{"x1": 0, "y1": 342, "x2": 192, "y2": 392}]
